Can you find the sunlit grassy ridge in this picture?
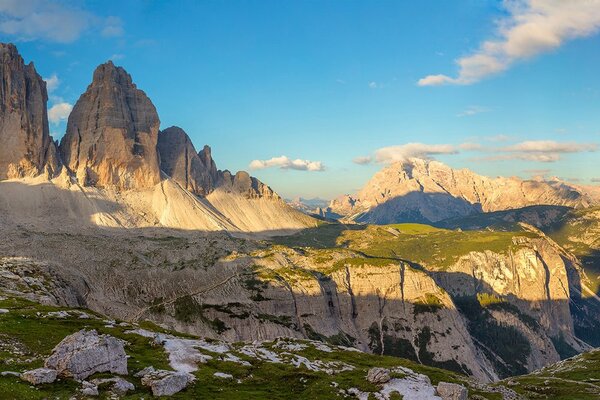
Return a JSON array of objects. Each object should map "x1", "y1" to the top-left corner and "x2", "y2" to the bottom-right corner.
[
  {"x1": 502, "y1": 348, "x2": 600, "y2": 400},
  {"x1": 272, "y1": 223, "x2": 538, "y2": 269}
]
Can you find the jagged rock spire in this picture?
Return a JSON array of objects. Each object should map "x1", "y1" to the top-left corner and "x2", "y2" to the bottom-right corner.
[
  {"x1": 0, "y1": 43, "x2": 57, "y2": 179},
  {"x1": 59, "y1": 61, "x2": 161, "y2": 189}
]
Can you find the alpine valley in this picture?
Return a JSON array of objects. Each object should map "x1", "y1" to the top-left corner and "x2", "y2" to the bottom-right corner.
[{"x1": 0, "y1": 42, "x2": 599, "y2": 400}]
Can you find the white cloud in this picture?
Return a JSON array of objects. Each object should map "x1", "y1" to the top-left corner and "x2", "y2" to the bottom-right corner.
[
  {"x1": 501, "y1": 140, "x2": 597, "y2": 153},
  {"x1": 101, "y1": 16, "x2": 124, "y2": 37},
  {"x1": 352, "y1": 156, "x2": 373, "y2": 165},
  {"x1": 43, "y1": 73, "x2": 59, "y2": 93},
  {"x1": 48, "y1": 102, "x2": 72, "y2": 124},
  {"x1": 0, "y1": 0, "x2": 91, "y2": 43},
  {"x1": 0, "y1": 1, "x2": 124, "y2": 43},
  {"x1": 459, "y1": 142, "x2": 484, "y2": 151},
  {"x1": 249, "y1": 156, "x2": 325, "y2": 171},
  {"x1": 472, "y1": 140, "x2": 597, "y2": 162},
  {"x1": 457, "y1": 105, "x2": 490, "y2": 117},
  {"x1": 418, "y1": 0, "x2": 600, "y2": 86},
  {"x1": 372, "y1": 143, "x2": 458, "y2": 164},
  {"x1": 110, "y1": 53, "x2": 125, "y2": 61}
]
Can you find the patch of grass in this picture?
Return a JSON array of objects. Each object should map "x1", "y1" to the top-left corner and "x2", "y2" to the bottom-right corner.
[{"x1": 413, "y1": 293, "x2": 445, "y2": 315}]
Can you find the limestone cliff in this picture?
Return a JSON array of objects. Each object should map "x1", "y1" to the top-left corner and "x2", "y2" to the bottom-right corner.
[
  {"x1": 0, "y1": 43, "x2": 57, "y2": 179},
  {"x1": 330, "y1": 158, "x2": 596, "y2": 224},
  {"x1": 59, "y1": 61, "x2": 161, "y2": 190},
  {"x1": 157, "y1": 126, "x2": 219, "y2": 195}
]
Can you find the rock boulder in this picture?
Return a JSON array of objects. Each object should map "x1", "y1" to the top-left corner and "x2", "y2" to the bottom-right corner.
[
  {"x1": 20, "y1": 367, "x2": 57, "y2": 385},
  {"x1": 45, "y1": 329, "x2": 127, "y2": 380},
  {"x1": 141, "y1": 369, "x2": 193, "y2": 396}
]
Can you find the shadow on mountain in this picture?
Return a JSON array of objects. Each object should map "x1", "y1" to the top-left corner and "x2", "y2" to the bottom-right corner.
[
  {"x1": 1, "y1": 181, "x2": 600, "y2": 382},
  {"x1": 435, "y1": 205, "x2": 573, "y2": 231},
  {"x1": 353, "y1": 191, "x2": 483, "y2": 225}
]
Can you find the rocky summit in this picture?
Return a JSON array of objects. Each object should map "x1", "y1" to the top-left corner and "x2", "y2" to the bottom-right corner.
[
  {"x1": 0, "y1": 43, "x2": 57, "y2": 180},
  {"x1": 59, "y1": 61, "x2": 161, "y2": 190},
  {"x1": 329, "y1": 158, "x2": 597, "y2": 224},
  {"x1": 157, "y1": 126, "x2": 219, "y2": 196}
]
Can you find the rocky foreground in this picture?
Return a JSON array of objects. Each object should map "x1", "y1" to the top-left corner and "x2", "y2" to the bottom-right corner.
[{"x1": 2, "y1": 285, "x2": 598, "y2": 399}]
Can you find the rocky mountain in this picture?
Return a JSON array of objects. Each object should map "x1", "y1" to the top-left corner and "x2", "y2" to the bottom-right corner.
[
  {"x1": 59, "y1": 61, "x2": 161, "y2": 190},
  {"x1": 0, "y1": 43, "x2": 58, "y2": 180},
  {"x1": 0, "y1": 44, "x2": 312, "y2": 234},
  {"x1": 157, "y1": 126, "x2": 219, "y2": 196},
  {"x1": 157, "y1": 126, "x2": 279, "y2": 200},
  {"x1": 330, "y1": 158, "x2": 597, "y2": 224}
]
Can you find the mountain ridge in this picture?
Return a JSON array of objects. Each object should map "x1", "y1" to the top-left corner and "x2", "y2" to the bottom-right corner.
[{"x1": 329, "y1": 158, "x2": 597, "y2": 224}]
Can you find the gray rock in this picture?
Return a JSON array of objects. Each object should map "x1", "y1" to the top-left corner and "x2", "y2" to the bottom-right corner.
[
  {"x1": 366, "y1": 367, "x2": 391, "y2": 384},
  {"x1": 91, "y1": 377, "x2": 135, "y2": 395},
  {"x1": 437, "y1": 382, "x2": 468, "y2": 400},
  {"x1": 0, "y1": 371, "x2": 20, "y2": 377},
  {"x1": 0, "y1": 43, "x2": 58, "y2": 180},
  {"x1": 20, "y1": 367, "x2": 57, "y2": 385},
  {"x1": 45, "y1": 329, "x2": 128, "y2": 380},
  {"x1": 134, "y1": 366, "x2": 156, "y2": 378},
  {"x1": 80, "y1": 381, "x2": 99, "y2": 396},
  {"x1": 141, "y1": 369, "x2": 193, "y2": 396}
]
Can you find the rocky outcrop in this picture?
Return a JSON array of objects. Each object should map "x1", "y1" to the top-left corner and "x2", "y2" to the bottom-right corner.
[
  {"x1": 45, "y1": 329, "x2": 127, "y2": 380},
  {"x1": 216, "y1": 170, "x2": 278, "y2": 199},
  {"x1": 157, "y1": 126, "x2": 218, "y2": 195},
  {"x1": 157, "y1": 126, "x2": 278, "y2": 200},
  {"x1": 330, "y1": 158, "x2": 596, "y2": 224},
  {"x1": 20, "y1": 368, "x2": 57, "y2": 385},
  {"x1": 367, "y1": 367, "x2": 391, "y2": 384},
  {"x1": 437, "y1": 382, "x2": 468, "y2": 400},
  {"x1": 59, "y1": 61, "x2": 160, "y2": 190},
  {"x1": 0, "y1": 43, "x2": 57, "y2": 180},
  {"x1": 140, "y1": 369, "x2": 193, "y2": 396}
]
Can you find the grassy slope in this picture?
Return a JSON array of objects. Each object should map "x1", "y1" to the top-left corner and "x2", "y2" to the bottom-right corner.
[
  {"x1": 272, "y1": 222, "x2": 537, "y2": 269},
  {"x1": 0, "y1": 294, "x2": 502, "y2": 399},
  {"x1": 502, "y1": 349, "x2": 600, "y2": 400}
]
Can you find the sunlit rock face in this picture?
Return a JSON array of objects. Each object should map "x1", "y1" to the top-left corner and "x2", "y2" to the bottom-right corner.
[
  {"x1": 0, "y1": 43, "x2": 57, "y2": 180},
  {"x1": 330, "y1": 158, "x2": 596, "y2": 224},
  {"x1": 59, "y1": 61, "x2": 161, "y2": 190}
]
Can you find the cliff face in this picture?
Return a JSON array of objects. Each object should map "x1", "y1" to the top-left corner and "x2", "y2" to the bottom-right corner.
[
  {"x1": 9, "y1": 222, "x2": 591, "y2": 382},
  {"x1": 0, "y1": 43, "x2": 57, "y2": 179},
  {"x1": 59, "y1": 61, "x2": 161, "y2": 190},
  {"x1": 157, "y1": 126, "x2": 219, "y2": 195},
  {"x1": 330, "y1": 158, "x2": 596, "y2": 224}
]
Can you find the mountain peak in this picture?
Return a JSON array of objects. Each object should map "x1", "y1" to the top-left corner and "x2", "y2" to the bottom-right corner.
[
  {"x1": 0, "y1": 42, "x2": 57, "y2": 180},
  {"x1": 59, "y1": 62, "x2": 160, "y2": 189},
  {"x1": 330, "y1": 159, "x2": 596, "y2": 224}
]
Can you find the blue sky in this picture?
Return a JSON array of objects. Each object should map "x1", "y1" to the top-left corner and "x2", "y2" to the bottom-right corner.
[{"x1": 2, "y1": 0, "x2": 599, "y2": 199}]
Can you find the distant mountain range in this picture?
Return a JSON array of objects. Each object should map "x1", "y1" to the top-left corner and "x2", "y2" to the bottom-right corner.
[{"x1": 329, "y1": 158, "x2": 599, "y2": 224}]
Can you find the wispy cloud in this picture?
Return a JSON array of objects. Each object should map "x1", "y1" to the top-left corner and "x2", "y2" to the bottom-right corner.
[
  {"x1": 356, "y1": 143, "x2": 458, "y2": 165},
  {"x1": 352, "y1": 156, "x2": 373, "y2": 165},
  {"x1": 0, "y1": 1, "x2": 124, "y2": 43},
  {"x1": 249, "y1": 156, "x2": 325, "y2": 171},
  {"x1": 592, "y1": 178, "x2": 600, "y2": 183},
  {"x1": 357, "y1": 139, "x2": 597, "y2": 166},
  {"x1": 457, "y1": 105, "x2": 490, "y2": 117},
  {"x1": 418, "y1": 1, "x2": 600, "y2": 86},
  {"x1": 471, "y1": 140, "x2": 597, "y2": 162},
  {"x1": 101, "y1": 16, "x2": 124, "y2": 37},
  {"x1": 43, "y1": 73, "x2": 59, "y2": 93},
  {"x1": 110, "y1": 53, "x2": 125, "y2": 61},
  {"x1": 48, "y1": 102, "x2": 72, "y2": 124}
]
